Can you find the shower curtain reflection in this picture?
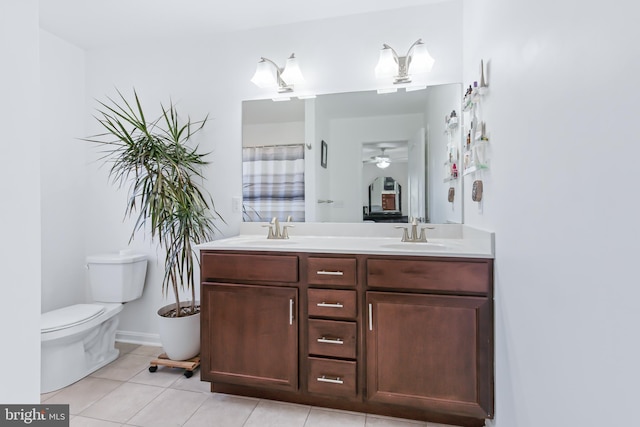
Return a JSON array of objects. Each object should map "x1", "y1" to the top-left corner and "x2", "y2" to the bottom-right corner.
[{"x1": 242, "y1": 144, "x2": 305, "y2": 222}]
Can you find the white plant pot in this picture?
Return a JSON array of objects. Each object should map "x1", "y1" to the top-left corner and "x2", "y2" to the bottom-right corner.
[{"x1": 157, "y1": 301, "x2": 200, "y2": 361}]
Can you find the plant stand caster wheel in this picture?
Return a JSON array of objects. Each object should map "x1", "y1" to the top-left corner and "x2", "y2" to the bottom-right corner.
[{"x1": 148, "y1": 353, "x2": 200, "y2": 378}]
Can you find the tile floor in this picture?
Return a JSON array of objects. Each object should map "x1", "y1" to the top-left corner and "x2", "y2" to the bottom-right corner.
[{"x1": 41, "y1": 342, "x2": 455, "y2": 427}]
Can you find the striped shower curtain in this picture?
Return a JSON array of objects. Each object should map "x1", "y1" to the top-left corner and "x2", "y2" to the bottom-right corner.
[{"x1": 242, "y1": 144, "x2": 305, "y2": 222}]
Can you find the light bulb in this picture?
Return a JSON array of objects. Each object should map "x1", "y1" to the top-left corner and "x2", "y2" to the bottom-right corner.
[
  {"x1": 375, "y1": 47, "x2": 397, "y2": 79},
  {"x1": 251, "y1": 60, "x2": 276, "y2": 88},
  {"x1": 281, "y1": 54, "x2": 304, "y2": 85},
  {"x1": 409, "y1": 42, "x2": 435, "y2": 74}
]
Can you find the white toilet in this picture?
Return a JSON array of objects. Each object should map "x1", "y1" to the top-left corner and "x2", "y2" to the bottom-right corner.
[{"x1": 40, "y1": 251, "x2": 147, "y2": 393}]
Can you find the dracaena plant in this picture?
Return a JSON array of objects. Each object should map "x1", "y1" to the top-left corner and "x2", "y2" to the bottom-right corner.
[{"x1": 85, "y1": 89, "x2": 220, "y2": 317}]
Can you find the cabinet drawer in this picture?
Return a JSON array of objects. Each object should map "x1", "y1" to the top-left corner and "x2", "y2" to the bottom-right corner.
[
  {"x1": 307, "y1": 257, "x2": 356, "y2": 286},
  {"x1": 308, "y1": 319, "x2": 356, "y2": 359},
  {"x1": 201, "y1": 252, "x2": 298, "y2": 283},
  {"x1": 307, "y1": 289, "x2": 357, "y2": 319},
  {"x1": 307, "y1": 357, "x2": 357, "y2": 398},
  {"x1": 367, "y1": 258, "x2": 490, "y2": 294}
]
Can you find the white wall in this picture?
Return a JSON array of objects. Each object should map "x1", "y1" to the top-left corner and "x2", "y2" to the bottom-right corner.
[
  {"x1": 80, "y1": 1, "x2": 463, "y2": 338},
  {"x1": 0, "y1": 0, "x2": 41, "y2": 403},
  {"x1": 462, "y1": 0, "x2": 640, "y2": 426},
  {"x1": 242, "y1": 121, "x2": 305, "y2": 147},
  {"x1": 40, "y1": 30, "x2": 87, "y2": 313}
]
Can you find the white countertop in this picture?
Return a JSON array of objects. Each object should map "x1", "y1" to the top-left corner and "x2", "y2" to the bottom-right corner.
[{"x1": 197, "y1": 223, "x2": 494, "y2": 259}]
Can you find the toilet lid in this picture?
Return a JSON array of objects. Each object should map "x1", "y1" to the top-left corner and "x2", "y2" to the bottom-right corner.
[{"x1": 41, "y1": 304, "x2": 106, "y2": 333}]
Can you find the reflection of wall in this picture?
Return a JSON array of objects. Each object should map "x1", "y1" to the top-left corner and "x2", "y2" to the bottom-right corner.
[
  {"x1": 426, "y1": 84, "x2": 463, "y2": 223},
  {"x1": 314, "y1": 112, "x2": 423, "y2": 222},
  {"x1": 242, "y1": 121, "x2": 304, "y2": 147},
  {"x1": 305, "y1": 99, "x2": 335, "y2": 222}
]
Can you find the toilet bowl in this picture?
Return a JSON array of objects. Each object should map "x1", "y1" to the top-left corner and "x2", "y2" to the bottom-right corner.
[{"x1": 40, "y1": 251, "x2": 147, "y2": 394}]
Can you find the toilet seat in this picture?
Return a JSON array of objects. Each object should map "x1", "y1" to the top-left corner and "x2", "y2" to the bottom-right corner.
[{"x1": 41, "y1": 304, "x2": 106, "y2": 333}]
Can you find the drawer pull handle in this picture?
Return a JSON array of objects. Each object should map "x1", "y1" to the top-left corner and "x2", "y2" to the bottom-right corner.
[
  {"x1": 317, "y1": 337, "x2": 344, "y2": 345},
  {"x1": 317, "y1": 302, "x2": 344, "y2": 308},
  {"x1": 317, "y1": 375, "x2": 344, "y2": 385},
  {"x1": 317, "y1": 270, "x2": 344, "y2": 276},
  {"x1": 289, "y1": 299, "x2": 294, "y2": 325}
]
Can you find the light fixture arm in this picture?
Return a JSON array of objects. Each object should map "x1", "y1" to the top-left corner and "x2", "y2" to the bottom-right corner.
[
  {"x1": 382, "y1": 43, "x2": 400, "y2": 63},
  {"x1": 376, "y1": 38, "x2": 432, "y2": 86},
  {"x1": 259, "y1": 56, "x2": 292, "y2": 92},
  {"x1": 393, "y1": 38, "x2": 424, "y2": 84},
  {"x1": 405, "y1": 38, "x2": 424, "y2": 58}
]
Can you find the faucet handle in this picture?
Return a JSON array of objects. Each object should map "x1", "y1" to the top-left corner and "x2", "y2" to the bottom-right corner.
[
  {"x1": 262, "y1": 223, "x2": 276, "y2": 239},
  {"x1": 394, "y1": 225, "x2": 409, "y2": 242},
  {"x1": 286, "y1": 215, "x2": 293, "y2": 222},
  {"x1": 282, "y1": 223, "x2": 294, "y2": 239},
  {"x1": 418, "y1": 226, "x2": 435, "y2": 242}
]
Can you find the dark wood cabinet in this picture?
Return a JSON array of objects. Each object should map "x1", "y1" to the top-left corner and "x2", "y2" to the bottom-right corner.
[
  {"x1": 201, "y1": 283, "x2": 298, "y2": 391},
  {"x1": 366, "y1": 291, "x2": 493, "y2": 419},
  {"x1": 200, "y1": 249, "x2": 493, "y2": 427}
]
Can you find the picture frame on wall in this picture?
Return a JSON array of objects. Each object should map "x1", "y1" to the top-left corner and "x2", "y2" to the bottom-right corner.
[{"x1": 321, "y1": 140, "x2": 328, "y2": 168}]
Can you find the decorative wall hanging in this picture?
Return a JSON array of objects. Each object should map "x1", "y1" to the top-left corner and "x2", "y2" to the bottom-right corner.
[{"x1": 472, "y1": 180, "x2": 483, "y2": 202}]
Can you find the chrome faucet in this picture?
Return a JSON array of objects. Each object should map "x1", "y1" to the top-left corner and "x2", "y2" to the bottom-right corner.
[
  {"x1": 264, "y1": 216, "x2": 294, "y2": 239},
  {"x1": 395, "y1": 217, "x2": 433, "y2": 242}
]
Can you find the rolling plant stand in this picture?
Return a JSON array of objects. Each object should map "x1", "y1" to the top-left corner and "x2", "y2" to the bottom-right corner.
[{"x1": 148, "y1": 353, "x2": 201, "y2": 378}]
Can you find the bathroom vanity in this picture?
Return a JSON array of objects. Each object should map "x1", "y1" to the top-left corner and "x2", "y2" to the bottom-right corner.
[{"x1": 198, "y1": 224, "x2": 494, "y2": 427}]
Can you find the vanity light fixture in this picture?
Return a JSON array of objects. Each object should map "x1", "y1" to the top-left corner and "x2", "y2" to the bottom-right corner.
[
  {"x1": 251, "y1": 53, "x2": 305, "y2": 94},
  {"x1": 374, "y1": 39, "x2": 435, "y2": 88}
]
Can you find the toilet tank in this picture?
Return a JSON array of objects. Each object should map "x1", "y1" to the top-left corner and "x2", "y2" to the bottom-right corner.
[{"x1": 86, "y1": 251, "x2": 148, "y2": 302}]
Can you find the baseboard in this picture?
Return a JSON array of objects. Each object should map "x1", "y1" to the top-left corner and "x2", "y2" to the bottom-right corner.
[{"x1": 116, "y1": 330, "x2": 162, "y2": 347}]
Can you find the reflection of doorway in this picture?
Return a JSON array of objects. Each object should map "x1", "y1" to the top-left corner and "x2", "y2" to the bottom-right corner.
[
  {"x1": 365, "y1": 176, "x2": 406, "y2": 223},
  {"x1": 362, "y1": 141, "x2": 408, "y2": 220}
]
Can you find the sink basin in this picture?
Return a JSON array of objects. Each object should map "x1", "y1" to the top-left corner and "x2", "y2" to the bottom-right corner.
[{"x1": 380, "y1": 242, "x2": 447, "y2": 251}]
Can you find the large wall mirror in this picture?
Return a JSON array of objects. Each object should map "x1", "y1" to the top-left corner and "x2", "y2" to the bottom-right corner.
[{"x1": 242, "y1": 84, "x2": 463, "y2": 224}]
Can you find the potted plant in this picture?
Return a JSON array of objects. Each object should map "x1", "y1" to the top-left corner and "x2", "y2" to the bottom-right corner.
[{"x1": 85, "y1": 89, "x2": 220, "y2": 361}]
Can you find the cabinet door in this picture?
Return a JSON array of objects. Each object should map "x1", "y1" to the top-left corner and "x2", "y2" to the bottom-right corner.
[
  {"x1": 202, "y1": 283, "x2": 298, "y2": 391},
  {"x1": 366, "y1": 292, "x2": 492, "y2": 419}
]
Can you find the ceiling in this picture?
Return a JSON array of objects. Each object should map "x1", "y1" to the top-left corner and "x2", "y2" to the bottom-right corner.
[{"x1": 39, "y1": 0, "x2": 446, "y2": 50}]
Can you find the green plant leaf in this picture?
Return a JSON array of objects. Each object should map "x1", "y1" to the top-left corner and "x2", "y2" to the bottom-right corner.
[{"x1": 85, "y1": 89, "x2": 222, "y2": 316}]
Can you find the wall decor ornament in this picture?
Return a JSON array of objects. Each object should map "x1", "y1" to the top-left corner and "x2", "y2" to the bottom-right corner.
[{"x1": 472, "y1": 180, "x2": 483, "y2": 202}]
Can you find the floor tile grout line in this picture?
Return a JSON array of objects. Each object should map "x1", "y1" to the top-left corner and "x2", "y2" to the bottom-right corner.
[
  {"x1": 241, "y1": 397, "x2": 261, "y2": 427},
  {"x1": 75, "y1": 379, "x2": 128, "y2": 419},
  {"x1": 301, "y1": 404, "x2": 312, "y2": 427},
  {"x1": 180, "y1": 393, "x2": 205, "y2": 427},
  {"x1": 122, "y1": 384, "x2": 171, "y2": 426}
]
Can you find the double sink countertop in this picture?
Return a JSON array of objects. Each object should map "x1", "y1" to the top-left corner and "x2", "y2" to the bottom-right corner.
[{"x1": 197, "y1": 222, "x2": 494, "y2": 259}]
